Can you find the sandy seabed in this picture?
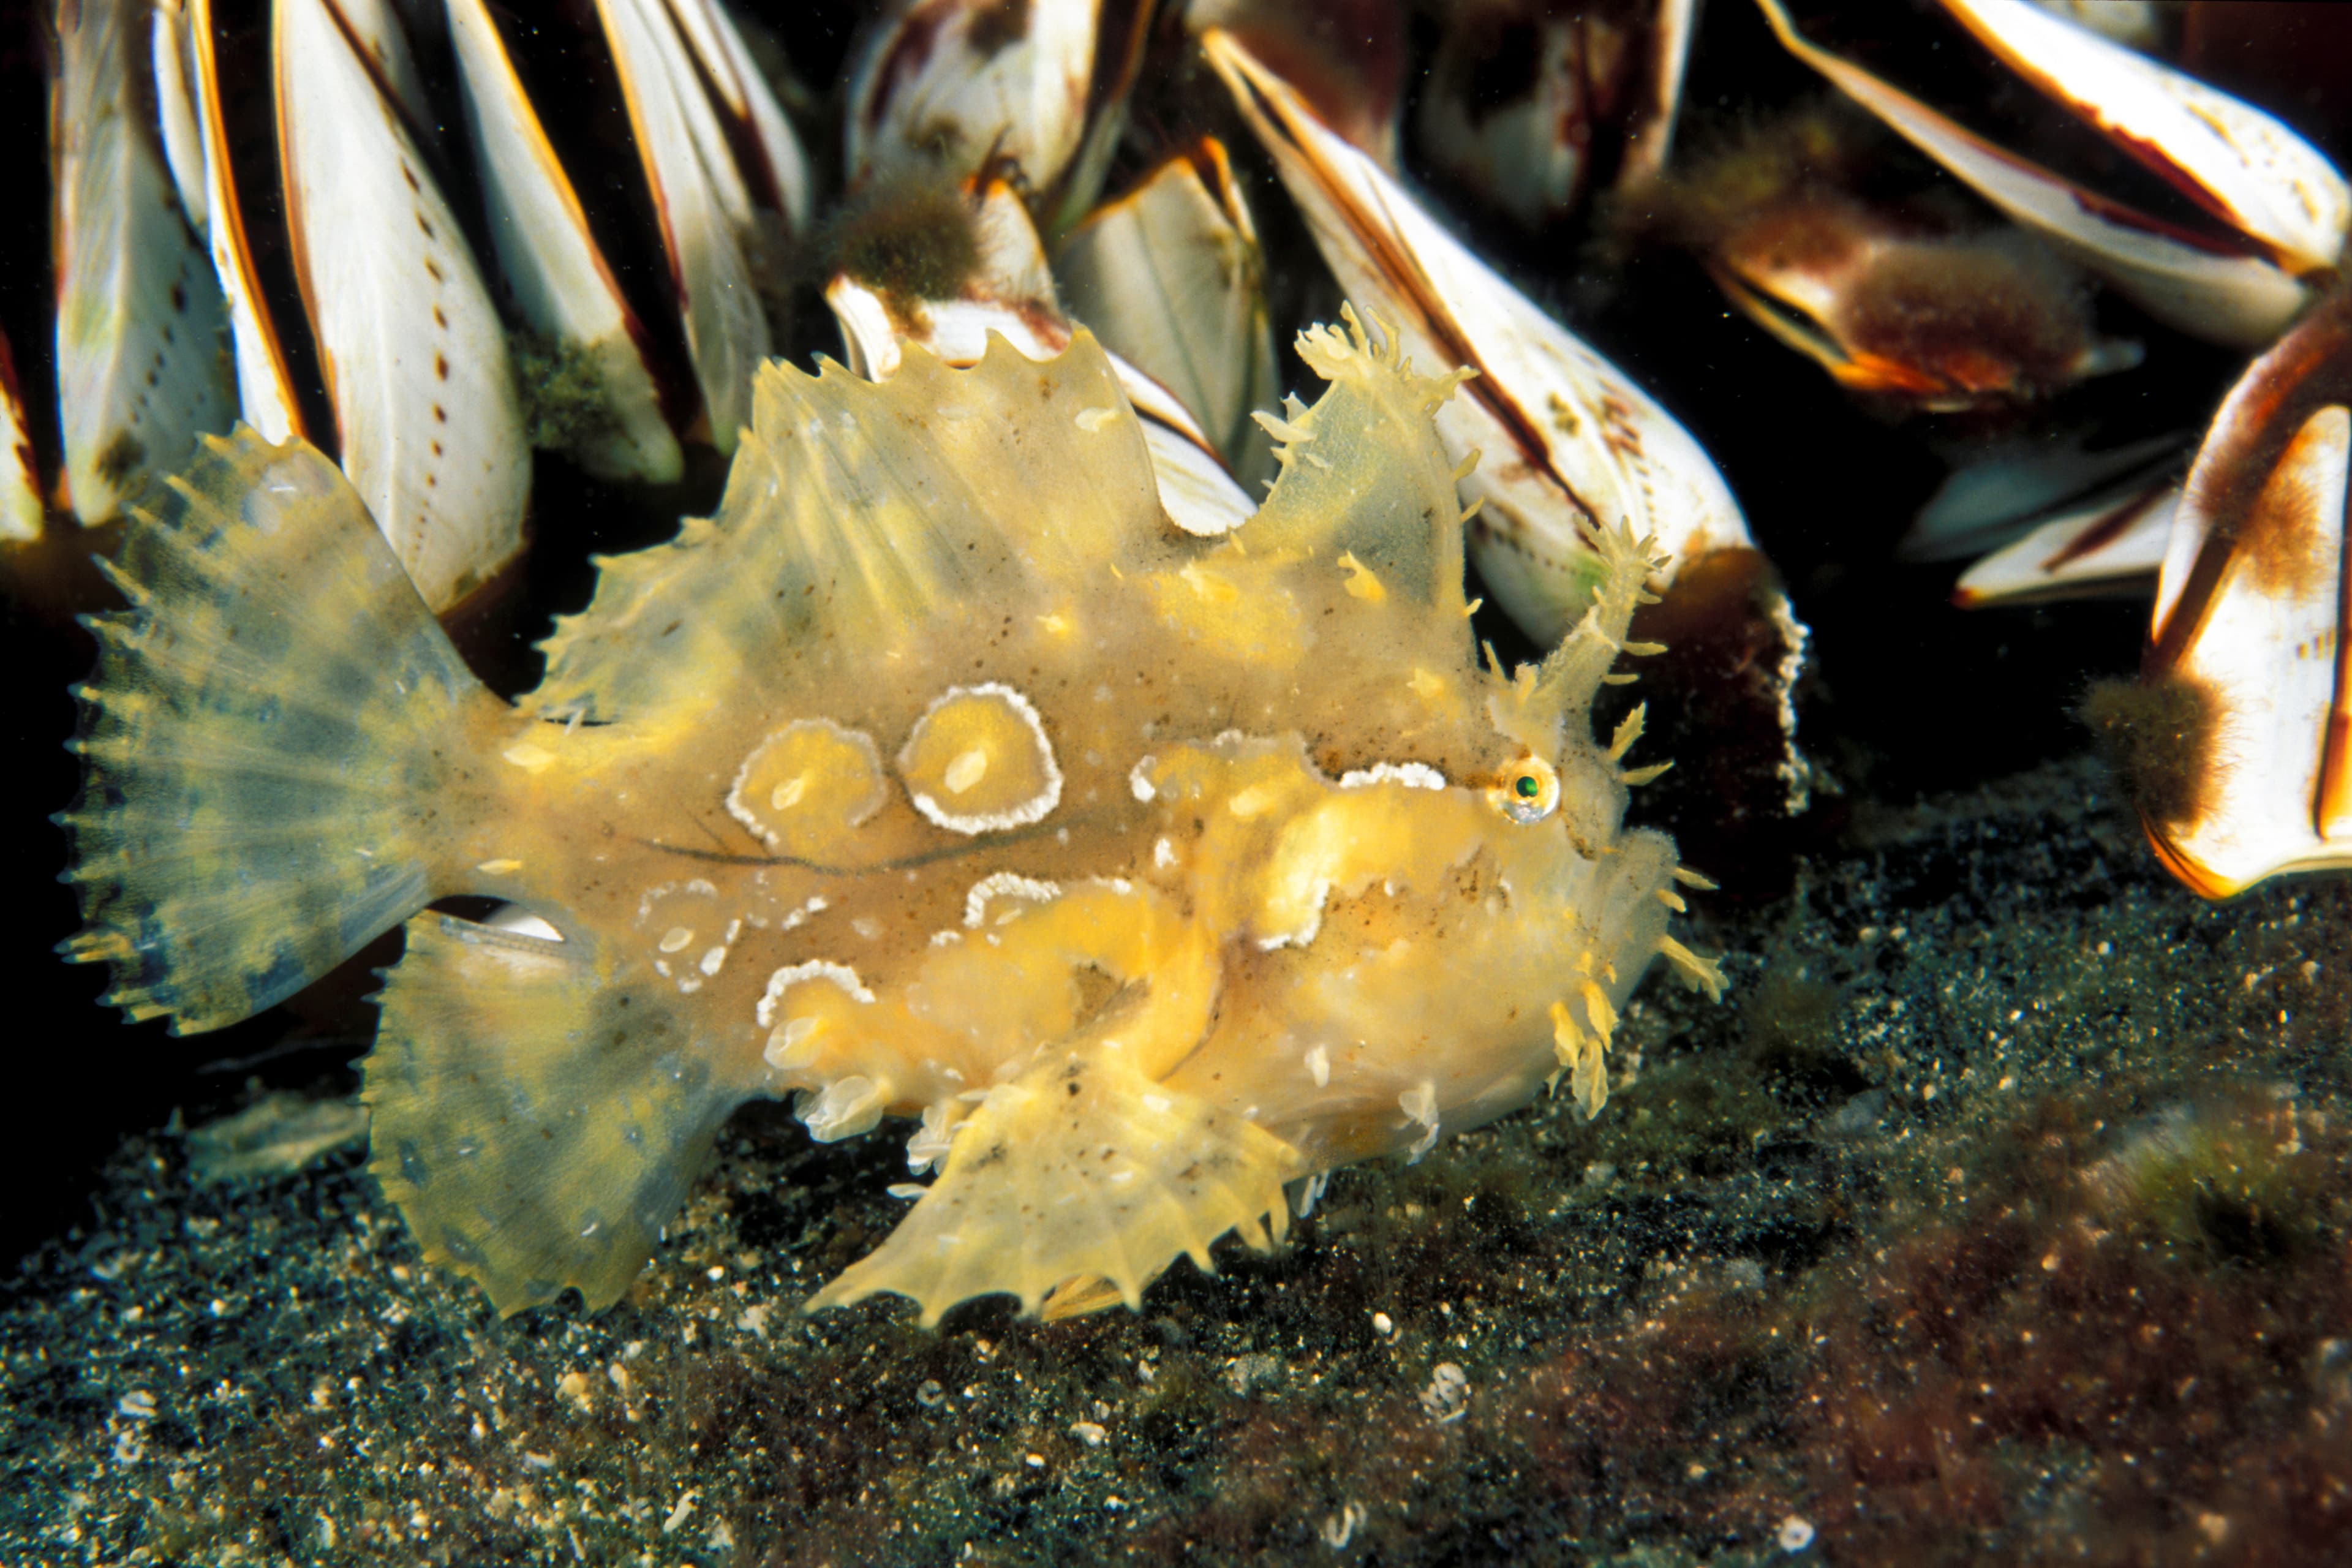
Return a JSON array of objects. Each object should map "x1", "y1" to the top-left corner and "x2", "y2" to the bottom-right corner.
[{"x1": 4, "y1": 752, "x2": 2348, "y2": 1568}]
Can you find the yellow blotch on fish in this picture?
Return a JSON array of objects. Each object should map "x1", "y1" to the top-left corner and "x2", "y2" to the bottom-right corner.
[
  {"x1": 726, "y1": 718, "x2": 889, "y2": 858},
  {"x1": 58, "y1": 309, "x2": 1724, "y2": 1326}
]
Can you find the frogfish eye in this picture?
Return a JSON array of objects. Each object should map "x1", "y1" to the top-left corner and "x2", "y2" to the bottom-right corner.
[{"x1": 1493, "y1": 755, "x2": 1560, "y2": 824}]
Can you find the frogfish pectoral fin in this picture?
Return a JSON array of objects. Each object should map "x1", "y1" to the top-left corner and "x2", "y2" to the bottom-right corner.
[
  {"x1": 804, "y1": 1043, "x2": 1303, "y2": 1328},
  {"x1": 365, "y1": 912, "x2": 752, "y2": 1316}
]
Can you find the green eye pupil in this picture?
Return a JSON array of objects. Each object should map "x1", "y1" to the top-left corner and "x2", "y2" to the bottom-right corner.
[{"x1": 1515, "y1": 775, "x2": 1540, "y2": 798}]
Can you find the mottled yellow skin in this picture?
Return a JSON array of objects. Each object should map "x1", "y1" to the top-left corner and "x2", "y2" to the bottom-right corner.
[{"x1": 66, "y1": 314, "x2": 1717, "y2": 1325}]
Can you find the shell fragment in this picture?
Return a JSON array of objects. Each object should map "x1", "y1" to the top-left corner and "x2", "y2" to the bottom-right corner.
[
  {"x1": 593, "y1": 0, "x2": 785, "y2": 453},
  {"x1": 1951, "y1": 477, "x2": 2178, "y2": 607},
  {"x1": 54, "y1": 0, "x2": 235, "y2": 524},
  {"x1": 447, "y1": 0, "x2": 682, "y2": 483},
  {"x1": 276, "y1": 0, "x2": 530, "y2": 611},
  {"x1": 847, "y1": 0, "x2": 1148, "y2": 230},
  {"x1": 1, "y1": 331, "x2": 41, "y2": 544},
  {"x1": 1202, "y1": 25, "x2": 1751, "y2": 644},
  {"x1": 1905, "y1": 431, "x2": 2190, "y2": 564},
  {"x1": 1915, "y1": 431, "x2": 2188, "y2": 606},
  {"x1": 1054, "y1": 140, "x2": 1279, "y2": 478},
  {"x1": 2125, "y1": 288, "x2": 2352, "y2": 895},
  {"x1": 1417, "y1": 0, "x2": 1696, "y2": 229},
  {"x1": 1754, "y1": 0, "x2": 2350, "y2": 347},
  {"x1": 175, "y1": 0, "x2": 304, "y2": 445},
  {"x1": 663, "y1": 0, "x2": 813, "y2": 235},
  {"x1": 827, "y1": 176, "x2": 1259, "y2": 540}
]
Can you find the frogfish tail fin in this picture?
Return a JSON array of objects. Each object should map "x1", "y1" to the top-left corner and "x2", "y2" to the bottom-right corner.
[
  {"x1": 58, "y1": 429, "x2": 500, "y2": 1033},
  {"x1": 366, "y1": 913, "x2": 750, "y2": 1316}
]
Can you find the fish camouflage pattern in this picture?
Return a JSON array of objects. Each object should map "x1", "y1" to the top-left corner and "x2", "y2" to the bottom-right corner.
[{"x1": 61, "y1": 312, "x2": 1722, "y2": 1324}]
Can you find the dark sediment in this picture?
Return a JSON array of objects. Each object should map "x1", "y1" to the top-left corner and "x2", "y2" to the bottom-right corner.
[{"x1": 5, "y1": 752, "x2": 2348, "y2": 1567}]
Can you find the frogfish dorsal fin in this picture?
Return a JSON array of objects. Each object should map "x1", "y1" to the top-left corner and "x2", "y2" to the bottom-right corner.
[
  {"x1": 1243, "y1": 305, "x2": 1476, "y2": 611},
  {"x1": 366, "y1": 913, "x2": 755, "y2": 1315},
  {"x1": 804, "y1": 1042, "x2": 1304, "y2": 1327},
  {"x1": 531, "y1": 330, "x2": 1164, "y2": 725}
]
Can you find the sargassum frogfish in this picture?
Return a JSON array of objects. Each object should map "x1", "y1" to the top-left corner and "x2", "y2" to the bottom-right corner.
[{"x1": 62, "y1": 309, "x2": 1723, "y2": 1324}]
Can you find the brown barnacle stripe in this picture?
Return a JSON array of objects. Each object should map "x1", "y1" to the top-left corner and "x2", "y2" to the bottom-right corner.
[{"x1": 2150, "y1": 284, "x2": 2352, "y2": 670}]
